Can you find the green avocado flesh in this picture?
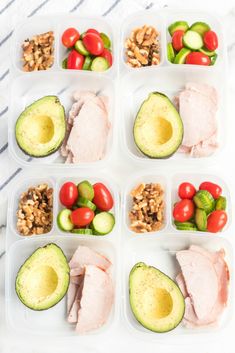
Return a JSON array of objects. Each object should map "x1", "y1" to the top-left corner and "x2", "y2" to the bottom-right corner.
[
  {"x1": 15, "y1": 96, "x2": 66, "y2": 157},
  {"x1": 129, "y1": 262, "x2": 185, "y2": 333},
  {"x1": 133, "y1": 93, "x2": 183, "y2": 158},
  {"x1": 15, "y1": 243, "x2": 70, "y2": 311}
]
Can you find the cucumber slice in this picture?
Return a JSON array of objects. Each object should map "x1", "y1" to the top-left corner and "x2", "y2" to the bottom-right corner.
[
  {"x1": 77, "y1": 180, "x2": 94, "y2": 201},
  {"x1": 210, "y1": 53, "x2": 218, "y2": 65},
  {"x1": 92, "y1": 212, "x2": 115, "y2": 235},
  {"x1": 199, "y1": 47, "x2": 216, "y2": 57},
  {"x1": 174, "y1": 221, "x2": 197, "y2": 231},
  {"x1": 82, "y1": 56, "x2": 92, "y2": 70},
  {"x1": 75, "y1": 40, "x2": 90, "y2": 56},
  {"x1": 183, "y1": 30, "x2": 203, "y2": 50},
  {"x1": 62, "y1": 58, "x2": 67, "y2": 69},
  {"x1": 91, "y1": 57, "x2": 109, "y2": 72},
  {"x1": 100, "y1": 32, "x2": 111, "y2": 49},
  {"x1": 167, "y1": 43, "x2": 175, "y2": 63},
  {"x1": 215, "y1": 196, "x2": 227, "y2": 211},
  {"x1": 195, "y1": 208, "x2": 207, "y2": 231},
  {"x1": 174, "y1": 48, "x2": 191, "y2": 64},
  {"x1": 57, "y1": 209, "x2": 74, "y2": 231},
  {"x1": 190, "y1": 22, "x2": 211, "y2": 36},
  {"x1": 193, "y1": 190, "x2": 215, "y2": 214},
  {"x1": 80, "y1": 32, "x2": 86, "y2": 39},
  {"x1": 77, "y1": 196, "x2": 96, "y2": 211},
  {"x1": 168, "y1": 21, "x2": 189, "y2": 36},
  {"x1": 71, "y1": 228, "x2": 93, "y2": 235}
]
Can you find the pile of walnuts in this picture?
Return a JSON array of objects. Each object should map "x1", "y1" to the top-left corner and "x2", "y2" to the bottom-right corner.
[{"x1": 125, "y1": 25, "x2": 160, "y2": 68}]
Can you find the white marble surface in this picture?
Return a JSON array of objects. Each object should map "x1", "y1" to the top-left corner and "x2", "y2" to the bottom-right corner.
[{"x1": 1, "y1": 0, "x2": 235, "y2": 352}]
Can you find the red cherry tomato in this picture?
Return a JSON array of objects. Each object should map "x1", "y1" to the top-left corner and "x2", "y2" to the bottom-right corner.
[
  {"x1": 62, "y1": 28, "x2": 80, "y2": 48},
  {"x1": 199, "y1": 181, "x2": 222, "y2": 200},
  {"x1": 178, "y1": 182, "x2": 196, "y2": 200},
  {"x1": 100, "y1": 48, "x2": 113, "y2": 67},
  {"x1": 203, "y1": 30, "x2": 218, "y2": 51},
  {"x1": 93, "y1": 183, "x2": 114, "y2": 211},
  {"x1": 67, "y1": 49, "x2": 84, "y2": 70},
  {"x1": 172, "y1": 30, "x2": 184, "y2": 52},
  {"x1": 186, "y1": 52, "x2": 211, "y2": 66},
  {"x1": 207, "y1": 210, "x2": 227, "y2": 233},
  {"x1": 86, "y1": 28, "x2": 100, "y2": 36},
  {"x1": 82, "y1": 33, "x2": 104, "y2": 55},
  {"x1": 70, "y1": 207, "x2": 94, "y2": 227},
  {"x1": 59, "y1": 182, "x2": 78, "y2": 208},
  {"x1": 173, "y1": 199, "x2": 195, "y2": 222}
]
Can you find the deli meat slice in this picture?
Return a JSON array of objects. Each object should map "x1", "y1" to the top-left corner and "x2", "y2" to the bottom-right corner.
[
  {"x1": 76, "y1": 265, "x2": 114, "y2": 334},
  {"x1": 176, "y1": 249, "x2": 218, "y2": 320}
]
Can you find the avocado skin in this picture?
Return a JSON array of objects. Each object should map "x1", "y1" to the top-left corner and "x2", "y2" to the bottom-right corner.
[
  {"x1": 15, "y1": 96, "x2": 66, "y2": 158},
  {"x1": 133, "y1": 92, "x2": 184, "y2": 159},
  {"x1": 129, "y1": 262, "x2": 185, "y2": 333},
  {"x1": 15, "y1": 243, "x2": 70, "y2": 311}
]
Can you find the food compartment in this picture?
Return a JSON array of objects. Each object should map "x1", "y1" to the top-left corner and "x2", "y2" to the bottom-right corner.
[
  {"x1": 5, "y1": 236, "x2": 117, "y2": 336},
  {"x1": 56, "y1": 175, "x2": 119, "y2": 238},
  {"x1": 11, "y1": 16, "x2": 58, "y2": 73},
  {"x1": 8, "y1": 71, "x2": 115, "y2": 167},
  {"x1": 120, "y1": 11, "x2": 165, "y2": 71},
  {"x1": 121, "y1": 66, "x2": 226, "y2": 164},
  {"x1": 170, "y1": 173, "x2": 231, "y2": 234},
  {"x1": 123, "y1": 172, "x2": 169, "y2": 236},
  {"x1": 8, "y1": 175, "x2": 56, "y2": 241},
  {"x1": 123, "y1": 234, "x2": 233, "y2": 340},
  {"x1": 164, "y1": 10, "x2": 225, "y2": 67}
]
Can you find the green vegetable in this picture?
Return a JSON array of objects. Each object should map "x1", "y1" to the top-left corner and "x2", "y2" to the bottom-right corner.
[
  {"x1": 193, "y1": 190, "x2": 215, "y2": 214},
  {"x1": 82, "y1": 56, "x2": 92, "y2": 70},
  {"x1": 90, "y1": 57, "x2": 109, "y2": 71},
  {"x1": 210, "y1": 53, "x2": 218, "y2": 65},
  {"x1": 174, "y1": 48, "x2": 191, "y2": 64},
  {"x1": 183, "y1": 30, "x2": 203, "y2": 50},
  {"x1": 167, "y1": 42, "x2": 175, "y2": 62},
  {"x1": 175, "y1": 222, "x2": 197, "y2": 231},
  {"x1": 199, "y1": 47, "x2": 216, "y2": 57},
  {"x1": 75, "y1": 40, "x2": 90, "y2": 56},
  {"x1": 100, "y1": 32, "x2": 111, "y2": 49},
  {"x1": 168, "y1": 21, "x2": 189, "y2": 36},
  {"x1": 77, "y1": 180, "x2": 94, "y2": 201},
  {"x1": 57, "y1": 209, "x2": 74, "y2": 231},
  {"x1": 195, "y1": 208, "x2": 207, "y2": 231},
  {"x1": 189, "y1": 22, "x2": 211, "y2": 36},
  {"x1": 62, "y1": 58, "x2": 67, "y2": 69},
  {"x1": 92, "y1": 212, "x2": 115, "y2": 235},
  {"x1": 71, "y1": 228, "x2": 93, "y2": 235},
  {"x1": 77, "y1": 196, "x2": 96, "y2": 211},
  {"x1": 215, "y1": 196, "x2": 227, "y2": 210}
]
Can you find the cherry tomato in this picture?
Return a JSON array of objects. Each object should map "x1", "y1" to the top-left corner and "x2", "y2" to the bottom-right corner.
[
  {"x1": 207, "y1": 210, "x2": 227, "y2": 233},
  {"x1": 173, "y1": 199, "x2": 195, "y2": 222},
  {"x1": 172, "y1": 30, "x2": 184, "y2": 52},
  {"x1": 86, "y1": 28, "x2": 100, "y2": 36},
  {"x1": 67, "y1": 50, "x2": 84, "y2": 70},
  {"x1": 70, "y1": 207, "x2": 94, "y2": 227},
  {"x1": 199, "y1": 181, "x2": 222, "y2": 200},
  {"x1": 203, "y1": 30, "x2": 218, "y2": 51},
  {"x1": 83, "y1": 33, "x2": 104, "y2": 56},
  {"x1": 178, "y1": 182, "x2": 196, "y2": 200},
  {"x1": 93, "y1": 183, "x2": 113, "y2": 211},
  {"x1": 100, "y1": 48, "x2": 113, "y2": 67},
  {"x1": 186, "y1": 52, "x2": 211, "y2": 66},
  {"x1": 59, "y1": 182, "x2": 78, "y2": 208},
  {"x1": 62, "y1": 28, "x2": 80, "y2": 48}
]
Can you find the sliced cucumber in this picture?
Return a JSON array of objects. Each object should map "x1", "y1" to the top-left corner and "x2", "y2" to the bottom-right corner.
[
  {"x1": 167, "y1": 42, "x2": 175, "y2": 63},
  {"x1": 193, "y1": 190, "x2": 215, "y2": 214},
  {"x1": 174, "y1": 48, "x2": 191, "y2": 64},
  {"x1": 82, "y1": 56, "x2": 92, "y2": 70},
  {"x1": 77, "y1": 180, "x2": 94, "y2": 201},
  {"x1": 62, "y1": 58, "x2": 67, "y2": 69},
  {"x1": 80, "y1": 32, "x2": 86, "y2": 39},
  {"x1": 199, "y1": 47, "x2": 216, "y2": 57},
  {"x1": 100, "y1": 32, "x2": 111, "y2": 49},
  {"x1": 77, "y1": 196, "x2": 96, "y2": 211},
  {"x1": 168, "y1": 21, "x2": 189, "y2": 36},
  {"x1": 183, "y1": 30, "x2": 203, "y2": 50},
  {"x1": 189, "y1": 22, "x2": 210, "y2": 36},
  {"x1": 210, "y1": 53, "x2": 218, "y2": 66},
  {"x1": 92, "y1": 212, "x2": 115, "y2": 235},
  {"x1": 195, "y1": 208, "x2": 207, "y2": 231},
  {"x1": 71, "y1": 228, "x2": 93, "y2": 235},
  {"x1": 174, "y1": 221, "x2": 197, "y2": 231},
  {"x1": 215, "y1": 196, "x2": 227, "y2": 211},
  {"x1": 57, "y1": 209, "x2": 74, "y2": 231},
  {"x1": 75, "y1": 40, "x2": 90, "y2": 56},
  {"x1": 91, "y1": 57, "x2": 109, "y2": 72}
]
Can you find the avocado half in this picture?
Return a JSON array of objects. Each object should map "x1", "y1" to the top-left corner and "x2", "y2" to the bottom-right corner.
[
  {"x1": 129, "y1": 262, "x2": 185, "y2": 333},
  {"x1": 133, "y1": 92, "x2": 184, "y2": 159},
  {"x1": 15, "y1": 243, "x2": 70, "y2": 311},
  {"x1": 15, "y1": 96, "x2": 66, "y2": 157}
]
